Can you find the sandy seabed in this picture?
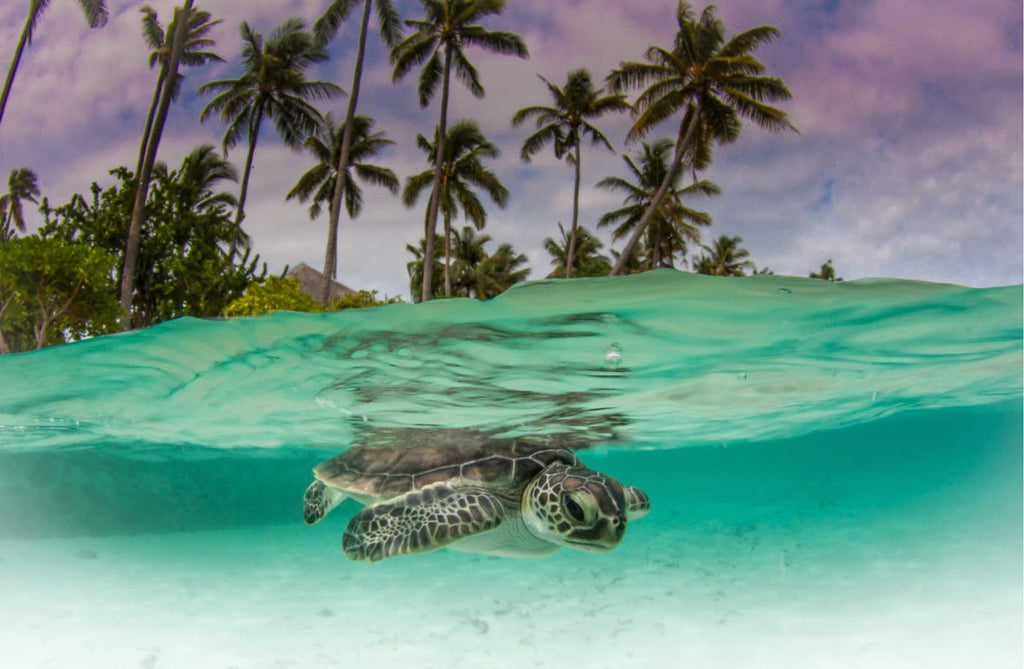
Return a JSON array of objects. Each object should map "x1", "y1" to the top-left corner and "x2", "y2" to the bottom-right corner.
[{"x1": 1, "y1": 508, "x2": 1020, "y2": 669}]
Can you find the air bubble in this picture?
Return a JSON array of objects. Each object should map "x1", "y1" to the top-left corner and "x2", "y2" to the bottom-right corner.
[{"x1": 604, "y1": 344, "x2": 622, "y2": 369}]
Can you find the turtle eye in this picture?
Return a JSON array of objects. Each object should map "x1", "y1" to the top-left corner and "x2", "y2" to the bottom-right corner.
[{"x1": 563, "y1": 495, "x2": 585, "y2": 523}]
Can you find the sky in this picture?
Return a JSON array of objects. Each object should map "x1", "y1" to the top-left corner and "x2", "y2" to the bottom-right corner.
[{"x1": 0, "y1": 0, "x2": 1021, "y2": 299}]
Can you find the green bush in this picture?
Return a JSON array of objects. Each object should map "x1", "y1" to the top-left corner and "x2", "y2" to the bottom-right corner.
[
  {"x1": 326, "y1": 289, "x2": 402, "y2": 311},
  {"x1": 223, "y1": 277, "x2": 321, "y2": 317}
]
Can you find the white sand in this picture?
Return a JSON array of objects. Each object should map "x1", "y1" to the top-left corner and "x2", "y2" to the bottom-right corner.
[{"x1": 1, "y1": 514, "x2": 1019, "y2": 669}]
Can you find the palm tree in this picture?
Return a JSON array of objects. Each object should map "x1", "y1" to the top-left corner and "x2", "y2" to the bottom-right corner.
[
  {"x1": 606, "y1": 1, "x2": 794, "y2": 275},
  {"x1": 610, "y1": 246, "x2": 646, "y2": 276},
  {"x1": 0, "y1": 0, "x2": 108, "y2": 129},
  {"x1": 159, "y1": 144, "x2": 248, "y2": 251},
  {"x1": 135, "y1": 4, "x2": 223, "y2": 182},
  {"x1": 287, "y1": 113, "x2": 399, "y2": 223},
  {"x1": 390, "y1": 0, "x2": 528, "y2": 301},
  {"x1": 512, "y1": 68, "x2": 629, "y2": 278},
  {"x1": 448, "y1": 226, "x2": 528, "y2": 299},
  {"x1": 695, "y1": 234, "x2": 753, "y2": 277},
  {"x1": 175, "y1": 144, "x2": 238, "y2": 213},
  {"x1": 543, "y1": 222, "x2": 610, "y2": 278},
  {"x1": 0, "y1": 167, "x2": 40, "y2": 240},
  {"x1": 449, "y1": 224, "x2": 491, "y2": 297},
  {"x1": 403, "y1": 119, "x2": 508, "y2": 298},
  {"x1": 409, "y1": 227, "x2": 528, "y2": 300},
  {"x1": 122, "y1": 0, "x2": 194, "y2": 320},
  {"x1": 406, "y1": 234, "x2": 444, "y2": 301},
  {"x1": 198, "y1": 18, "x2": 343, "y2": 230},
  {"x1": 474, "y1": 241, "x2": 529, "y2": 298},
  {"x1": 312, "y1": 0, "x2": 402, "y2": 303},
  {"x1": 810, "y1": 259, "x2": 842, "y2": 282},
  {"x1": 597, "y1": 139, "x2": 719, "y2": 270}
]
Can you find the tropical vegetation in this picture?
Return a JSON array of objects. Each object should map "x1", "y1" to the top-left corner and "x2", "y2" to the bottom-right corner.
[
  {"x1": 810, "y1": 260, "x2": 842, "y2": 282},
  {"x1": 694, "y1": 235, "x2": 754, "y2": 277},
  {"x1": 312, "y1": 0, "x2": 402, "y2": 303},
  {"x1": 39, "y1": 148, "x2": 263, "y2": 329},
  {"x1": 135, "y1": 4, "x2": 223, "y2": 182},
  {"x1": 199, "y1": 17, "x2": 343, "y2": 229},
  {"x1": 390, "y1": 0, "x2": 528, "y2": 302},
  {"x1": 0, "y1": 0, "x2": 839, "y2": 354},
  {"x1": 0, "y1": 235, "x2": 119, "y2": 353},
  {"x1": 122, "y1": 0, "x2": 199, "y2": 320},
  {"x1": 403, "y1": 119, "x2": 507, "y2": 298},
  {"x1": 0, "y1": 167, "x2": 40, "y2": 241},
  {"x1": 406, "y1": 226, "x2": 528, "y2": 301},
  {"x1": 606, "y1": 1, "x2": 795, "y2": 274},
  {"x1": 287, "y1": 113, "x2": 399, "y2": 222},
  {"x1": 597, "y1": 139, "x2": 719, "y2": 270},
  {"x1": 513, "y1": 68, "x2": 629, "y2": 278},
  {"x1": 543, "y1": 223, "x2": 611, "y2": 278}
]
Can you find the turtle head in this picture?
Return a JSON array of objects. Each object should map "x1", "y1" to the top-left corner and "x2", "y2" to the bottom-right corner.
[{"x1": 522, "y1": 463, "x2": 629, "y2": 553}]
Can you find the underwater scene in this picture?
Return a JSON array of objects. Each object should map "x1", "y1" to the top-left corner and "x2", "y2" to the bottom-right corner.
[{"x1": 0, "y1": 269, "x2": 1021, "y2": 668}]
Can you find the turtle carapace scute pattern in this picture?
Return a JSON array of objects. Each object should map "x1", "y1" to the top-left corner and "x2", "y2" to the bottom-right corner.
[{"x1": 303, "y1": 439, "x2": 650, "y2": 562}]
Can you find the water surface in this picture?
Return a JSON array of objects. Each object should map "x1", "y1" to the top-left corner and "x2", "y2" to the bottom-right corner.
[{"x1": 0, "y1": 270, "x2": 1020, "y2": 668}]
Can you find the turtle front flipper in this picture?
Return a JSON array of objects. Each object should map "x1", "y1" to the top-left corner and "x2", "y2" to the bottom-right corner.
[
  {"x1": 304, "y1": 480, "x2": 347, "y2": 525},
  {"x1": 342, "y1": 483, "x2": 504, "y2": 562},
  {"x1": 624, "y1": 486, "x2": 651, "y2": 520}
]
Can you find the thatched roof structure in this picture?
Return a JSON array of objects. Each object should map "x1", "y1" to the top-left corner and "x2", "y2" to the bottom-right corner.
[{"x1": 286, "y1": 262, "x2": 354, "y2": 304}]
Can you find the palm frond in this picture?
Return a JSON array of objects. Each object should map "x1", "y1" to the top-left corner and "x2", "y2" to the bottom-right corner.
[
  {"x1": 139, "y1": 5, "x2": 164, "y2": 52},
  {"x1": 459, "y1": 27, "x2": 528, "y2": 58},
  {"x1": 313, "y1": 0, "x2": 358, "y2": 45},
  {"x1": 518, "y1": 123, "x2": 560, "y2": 162},
  {"x1": 417, "y1": 49, "x2": 443, "y2": 107},
  {"x1": 353, "y1": 164, "x2": 400, "y2": 194},
  {"x1": 510, "y1": 104, "x2": 558, "y2": 128},
  {"x1": 77, "y1": 0, "x2": 108, "y2": 29},
  {"x1": 375, "y1": 0, "x2": 404, "y2": 48},
  {"x1": 718, "y1": 25, "x2": 781, "y2": 59},
  {"x1": 452, "y1": 47, "x2": 484, "y2": 98},
  {"x1": 403, "y1": 170, "x2": 435, "y2": 207}
]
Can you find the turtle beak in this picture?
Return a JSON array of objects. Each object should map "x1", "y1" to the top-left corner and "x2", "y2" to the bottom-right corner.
[{"x1": 566, "y1": 517, "x2": 626, "y2": 552}]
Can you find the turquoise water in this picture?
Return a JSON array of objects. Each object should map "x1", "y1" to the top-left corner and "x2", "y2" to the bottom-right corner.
[{"x1": 0, "y1": 269, "x2": 1021, "y2": 667}]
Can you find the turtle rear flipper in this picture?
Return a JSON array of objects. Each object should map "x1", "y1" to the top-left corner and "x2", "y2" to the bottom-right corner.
[
  {"x1": 304, "y1": 480, "x2": 347, "y2": 525},
  {"x1": 342, "y1": 483, "x2": 504, "y2": 562}
]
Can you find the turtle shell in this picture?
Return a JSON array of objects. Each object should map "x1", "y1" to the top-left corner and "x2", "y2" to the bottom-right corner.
[{"x1": 313, "y1": 440, "x2": 579, "y2": 500}]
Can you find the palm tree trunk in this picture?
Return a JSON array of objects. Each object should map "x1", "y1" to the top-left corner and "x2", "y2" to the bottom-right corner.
[
  {"x1": 135, "y1": 68, "x2": 166, "y2": 180},
  {"x1": 566, "y1": 141, "x2": 582, "y2": 279},
  {"x1": 235, "y1": 112, "x2": 262, "y2": 229},
  {"x1": 320, "y1": 0, "x2": 371, "y2": 304},
  {"x1": 611, "y1": 99, "x2": 702, "y2": 276},
  {"x1": 421, "y1": 43, "x2": 453, "y2": 302},
  {"x1": 443, "y1": 209, "x2": 452, "y2": 297},
  {"x1": 0, "y1": 8, "x2": 33, "y2": 130},
  {"x1": 120, "y1": 0, "x2": 193, "y2": 326}
]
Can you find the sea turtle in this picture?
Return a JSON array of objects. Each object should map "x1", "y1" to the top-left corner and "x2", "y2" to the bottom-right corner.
[{"x1": 303, "y1": 440, "x2": 650, "y2": 562}]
